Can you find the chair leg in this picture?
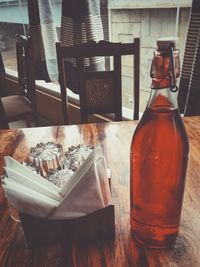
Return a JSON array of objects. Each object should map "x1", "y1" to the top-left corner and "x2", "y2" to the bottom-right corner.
[
  {"x1": 81, "y1": 110, "x2": 88, "y2": 124},
  {"x1": 25, "y1": 119, "x2": 32, "y2": 128},
  {"x1": 115, "y1": 110, "x2": 122, "y2": 121},
  {"x1": 33, "y1": 113, "x2": 39, "y2": 127},
  {"x1": 25, "y1": 114, "x2": 32, "y2": 128}
]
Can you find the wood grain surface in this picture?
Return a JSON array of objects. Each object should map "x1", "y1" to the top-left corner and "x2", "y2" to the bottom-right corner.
[{"x1": 0, "y1": 117, "x2": 200, "y2": 267}]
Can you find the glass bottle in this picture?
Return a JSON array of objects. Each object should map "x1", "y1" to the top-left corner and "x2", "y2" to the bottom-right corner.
[{"x1": 130, "y1": 37, "x2": 189, "y2": 248}]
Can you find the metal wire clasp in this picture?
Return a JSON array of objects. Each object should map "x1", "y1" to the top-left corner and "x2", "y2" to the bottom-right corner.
[{"x1": 169, "y1": 45, "x2": 178, "y2": 92}]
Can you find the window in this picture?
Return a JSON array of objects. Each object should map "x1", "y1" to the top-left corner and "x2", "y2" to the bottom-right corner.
[
  {"x1": 0, "y1": 0, "x2": 192, "y2": 121},
  {"x1": 0, "y1": 0, "x2": 28, "y2": 71},
  {"x1": 109, "y1": 0, "x2": 192, "y2": 112}
]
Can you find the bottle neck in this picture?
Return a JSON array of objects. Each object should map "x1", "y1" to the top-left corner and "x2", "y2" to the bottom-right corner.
[
  {"x1": 148, "y1": 46, "x2": 180, "y2": 112},
  {"x1": 150, "y1": 49, "x2": 180, "y2": 90},
  {"x1": 147, "y1": 87, "x2": 178, "y2": 111}
]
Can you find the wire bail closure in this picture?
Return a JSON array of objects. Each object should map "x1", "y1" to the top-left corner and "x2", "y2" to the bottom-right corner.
[{"x1": 169, "y1": 45, "x2": 178, "y2": 92}]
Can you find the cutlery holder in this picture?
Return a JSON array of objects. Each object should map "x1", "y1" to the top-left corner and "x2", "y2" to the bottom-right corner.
[{"x1": 20, "y1": 204, "x2": 115, "y2": 248}]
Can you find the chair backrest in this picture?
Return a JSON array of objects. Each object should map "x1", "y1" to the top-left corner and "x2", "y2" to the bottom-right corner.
[
  {"x1": 15, "y1": 34, "x2": 38, "y2": 124},
  {"x1": 56, "y1": 39, "x2": 140, "y2": 124}
]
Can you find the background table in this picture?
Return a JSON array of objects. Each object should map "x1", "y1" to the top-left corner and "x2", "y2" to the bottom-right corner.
[{"x1": 0, "y1": 117, "x2": 200, "y2": 267}]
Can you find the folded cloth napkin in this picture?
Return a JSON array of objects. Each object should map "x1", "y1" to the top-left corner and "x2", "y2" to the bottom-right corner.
[
  {"x1": 2, "y1": 146, "x2": 112, "y2": 219},
  {"x1": 4, "y1": 156, "x2": 60, "y2": 193},
  {"x1": 50, "y1": 153, "x2": 112, "y2": 219},
  {"x1": 4, "y1": 167, "x2": 62, "y2": 202},
  {"x1": 2, "y1": 178, "x2": 60, "y2": 217}
]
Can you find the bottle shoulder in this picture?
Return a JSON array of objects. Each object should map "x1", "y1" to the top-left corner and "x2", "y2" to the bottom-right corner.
[{"x1": 131, "y1": 108, "x2": 189, "y2": 153}]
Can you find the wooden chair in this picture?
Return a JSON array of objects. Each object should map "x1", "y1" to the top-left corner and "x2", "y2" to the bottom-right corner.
[
  {"x1": 56, "y1": 39, "x2": 140, "y2": 124},
  {"x1": 0, "y1": 35, "x2": 37, "y2": 128},
  {"x1": 0, "y1": 97, "x2": 9, "y2": 129}
]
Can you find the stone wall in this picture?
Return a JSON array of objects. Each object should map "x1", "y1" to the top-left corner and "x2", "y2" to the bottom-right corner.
[{"x1": 109, "y1": 7, "x2": 190, "y2": 111}]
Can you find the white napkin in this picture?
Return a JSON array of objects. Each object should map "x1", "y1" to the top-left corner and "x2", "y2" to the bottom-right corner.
[
  {"x1": 50, "y1": 160, "x2": 107, "y2": 219},
  {"x1": 2, "y1": 147, "x2": 112, "y2": 219},
  {"x1": 4, "y1": 156, "x2": 60, "y2": 193},
  {"x1": 4, "y1": 167, "x2": 62, "y2": 202},
  {"x1": 2, "y1": 178, "x2": 59, "y2": 217}
]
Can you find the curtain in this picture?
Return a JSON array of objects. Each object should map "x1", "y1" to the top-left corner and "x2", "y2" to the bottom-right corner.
[
  {"x1": 178, "y1": 0, "x2": 200, "y2": 115},
  {"x1": 60, "y1": 0, "x2": 108, "y2": 94},
  {"x1": 27, "y1": 0, "x2": 58, "y2": 82}
]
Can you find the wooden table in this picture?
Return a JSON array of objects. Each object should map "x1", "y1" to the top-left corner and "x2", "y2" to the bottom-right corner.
[{"x1": 0, "y1": 117, "x2": 200, "y2": 267}]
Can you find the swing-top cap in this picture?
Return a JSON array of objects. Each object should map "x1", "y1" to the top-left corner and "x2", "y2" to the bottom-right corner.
[{"x1": 157, "y1": 36, "x2": 179, "y2": 50}]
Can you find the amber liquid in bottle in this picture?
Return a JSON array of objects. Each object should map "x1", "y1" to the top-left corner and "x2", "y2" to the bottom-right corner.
[{"x1": 130, "y1": 43, "x2": 189, "y2": 248}]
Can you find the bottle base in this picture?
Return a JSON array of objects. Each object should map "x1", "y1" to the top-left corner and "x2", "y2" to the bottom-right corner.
[{"x1": 131, "y1": 217, "x2": 179, "y2": 249}]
